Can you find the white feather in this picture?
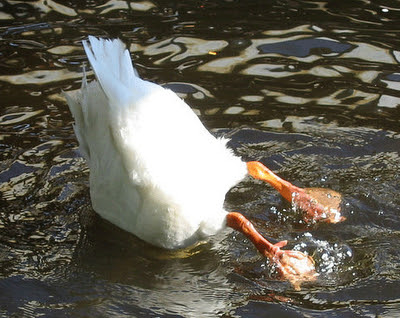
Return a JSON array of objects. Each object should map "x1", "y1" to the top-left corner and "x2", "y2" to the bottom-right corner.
[{"x1": 65, "y1": 36, "x2": 248, "y2": 249}]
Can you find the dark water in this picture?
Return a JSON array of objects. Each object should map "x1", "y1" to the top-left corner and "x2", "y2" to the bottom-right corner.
[{"x1": 1, "y1": 0, "x2": 400, "y2": 317}]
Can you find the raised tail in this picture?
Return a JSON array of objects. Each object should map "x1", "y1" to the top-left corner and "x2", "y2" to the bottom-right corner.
[
  {"x1": 65, "y1": 37, "x2": 140, "y2": 161},
  {"x1": 83, "y1": 36, "x2": 140, "y2": 108}
]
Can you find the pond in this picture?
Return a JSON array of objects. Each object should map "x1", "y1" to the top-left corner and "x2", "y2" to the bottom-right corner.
[{"x1": 0, "y1": 0, "x2": 400, "y2": 317}]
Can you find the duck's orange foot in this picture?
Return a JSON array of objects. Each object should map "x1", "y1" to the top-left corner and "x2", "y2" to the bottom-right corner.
[
  {"x1": 226, "y1": 212, "x2": 317, "y2": 290},
  {"x1": 292, "y1": 188, "x2": 346, "y2": 224},
  {"x1": 273, "y1": 247, "x2": 318, "y2": 290},
  {"x1": 246, "y1": 161, "x2": 346, "y2": 224},
  {"x1": 261, "y1": 240, "x2": 317, "y2": 290}
]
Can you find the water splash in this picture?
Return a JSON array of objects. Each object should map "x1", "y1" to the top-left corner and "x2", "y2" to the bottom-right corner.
[{"x1": 293, "y1": 232, "x2": 353, "y2": 278}]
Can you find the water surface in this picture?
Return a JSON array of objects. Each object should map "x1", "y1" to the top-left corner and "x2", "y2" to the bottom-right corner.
[{"x1": 0, "y1": 0, "x2": 400, "y2": 317}]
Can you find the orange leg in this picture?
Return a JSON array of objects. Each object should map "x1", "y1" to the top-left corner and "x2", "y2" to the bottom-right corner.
[
  {"x1": 246, "y1": 161, "x2": 345, "y2": 223},
  {"x1": 226, "y1": 212, "x2": 317, "y2": 290}
]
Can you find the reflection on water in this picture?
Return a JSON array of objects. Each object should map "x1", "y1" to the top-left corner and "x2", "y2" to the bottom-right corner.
[{"x1": 1, "y1": 0, "x2": 400, "y2": 317}]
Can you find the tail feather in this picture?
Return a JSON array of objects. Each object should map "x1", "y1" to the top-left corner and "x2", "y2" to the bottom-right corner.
[
  {"x1": 63, "y1": 86, "x2": 90, "y2": 160},
  {"x1": 66, "y1": 37, "x2": 146, "y2": 166},
  {"x1": 83, "y1": 36, "x2": 139, "y2": 108}
]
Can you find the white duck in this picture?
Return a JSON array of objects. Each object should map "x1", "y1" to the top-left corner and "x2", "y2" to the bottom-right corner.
[{"x1": 65, "y1": 36, "x2": 343, "y2": 289}]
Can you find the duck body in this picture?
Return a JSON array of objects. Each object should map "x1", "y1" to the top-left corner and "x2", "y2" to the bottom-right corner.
[{"x1": 65, "y1": 36, "x2": 247, "y2": 249}]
